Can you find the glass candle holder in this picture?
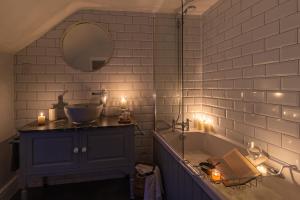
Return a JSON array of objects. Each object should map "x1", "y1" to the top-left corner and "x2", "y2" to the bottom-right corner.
[
  {"x1": 211, "y1": 169, "x2": 221, "y2": 182},
  {"x1": 120, "y1": 96, "x2": 128, "y2": 110},
  {"x1": 37, "y1": 112, "x2": 46, "y2": 126}
]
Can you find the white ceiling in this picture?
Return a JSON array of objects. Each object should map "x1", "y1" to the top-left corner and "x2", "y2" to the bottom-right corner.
[{"x1": 0, "y1": 0, "x2": 218, "y2": 54}]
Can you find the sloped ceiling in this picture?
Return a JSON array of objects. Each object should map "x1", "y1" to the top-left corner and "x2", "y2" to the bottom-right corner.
[{"x1": 0, "y1": 0, "x2": 217, "y2": 54}]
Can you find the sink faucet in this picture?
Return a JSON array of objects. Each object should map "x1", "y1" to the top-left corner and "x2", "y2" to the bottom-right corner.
[
  {"x1": 91, "y1": 89, "x2": 108, "y2": 105},
  {"x1": 172, "y1": 118, "x2": 191, "y2": 132}
]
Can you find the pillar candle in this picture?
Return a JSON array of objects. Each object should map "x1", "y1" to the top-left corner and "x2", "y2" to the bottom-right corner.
[
  {"x1": 49, "y1": 108, "x2": 56, "y2": 121},
  {"x1": 197, "y1": 120, "x2": 204, "y2": 131},
  {"x1": 204, "y1": 121, "x2": 211, "y2": 132}
]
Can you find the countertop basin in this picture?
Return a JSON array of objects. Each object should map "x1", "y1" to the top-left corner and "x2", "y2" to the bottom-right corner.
[{"x1": 64, "y1": 103, "x2": 103, "y2": 124}]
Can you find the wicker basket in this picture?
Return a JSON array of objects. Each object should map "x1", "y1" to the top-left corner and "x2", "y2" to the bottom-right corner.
[
  {"x1": 134, "y1": 173, "x2": 146, "y2": 199},
  {"x1": 134, "y1": 163, "x2": 156, "y2": 199}
]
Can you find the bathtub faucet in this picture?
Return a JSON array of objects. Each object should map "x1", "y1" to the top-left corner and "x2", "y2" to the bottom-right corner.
[{"x1": 172, "y1": 118, "x2": 191, "y2": 132}]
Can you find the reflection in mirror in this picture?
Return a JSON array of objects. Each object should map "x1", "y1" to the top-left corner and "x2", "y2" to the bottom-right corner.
[{"x1": 62, "y1": 22, "x2": 113, "y2": 72}]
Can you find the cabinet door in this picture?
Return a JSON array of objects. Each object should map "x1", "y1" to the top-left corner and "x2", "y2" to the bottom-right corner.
[
  {"x1": 24, "y1": 132, "x2": 80, "y2": 174},
  {"x1": 80, "y1": 126, "x2": 134, "y2": 170}
]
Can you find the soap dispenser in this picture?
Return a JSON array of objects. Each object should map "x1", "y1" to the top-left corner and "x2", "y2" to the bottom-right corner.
[{"x1": 53, "y1": 90, "x2": 68, "y2": 120}]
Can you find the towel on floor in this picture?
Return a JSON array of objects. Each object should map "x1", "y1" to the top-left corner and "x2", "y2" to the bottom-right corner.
[{"x1": 144, "y1": 166, "x2": 163, "y2": 200}]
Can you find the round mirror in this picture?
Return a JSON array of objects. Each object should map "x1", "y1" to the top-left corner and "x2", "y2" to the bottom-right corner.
[{"x1": 62, "y1": 22, "x2": 113, "y2": 72}]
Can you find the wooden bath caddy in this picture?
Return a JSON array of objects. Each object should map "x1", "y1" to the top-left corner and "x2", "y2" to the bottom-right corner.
[{"x1": 208, "y1": 149, "x2": 261, "y2": 187}]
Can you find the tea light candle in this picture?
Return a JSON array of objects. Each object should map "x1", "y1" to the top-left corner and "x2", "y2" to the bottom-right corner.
[
  {"x1": 37, "y1": 112, "x2": 46, "y2": 126},
  {"x1": 257, "y1": 165, "x2": 267, "y2": 176},
  {"x1": 211, "y1": 169, "x2": 221, "y2": 182}
]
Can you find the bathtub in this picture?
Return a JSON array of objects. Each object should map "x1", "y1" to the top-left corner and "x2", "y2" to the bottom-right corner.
[{"x1": 153, "y1": 130, "x2": 300, "y2": 200}]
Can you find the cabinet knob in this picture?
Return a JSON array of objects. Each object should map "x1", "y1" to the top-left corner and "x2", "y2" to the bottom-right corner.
[
  {"x1": 81, "y1": 147, "x2": 87, "y2": 153},
  {"x1": 73, "y1": 147, "x2": 79, "y2": 154}
]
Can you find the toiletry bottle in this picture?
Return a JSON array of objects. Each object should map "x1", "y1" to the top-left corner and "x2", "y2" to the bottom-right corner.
[{"x1": 53, "y1": 90, "x2": 68, "y2": 119}]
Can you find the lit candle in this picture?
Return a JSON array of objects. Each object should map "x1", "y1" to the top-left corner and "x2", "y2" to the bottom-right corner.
[
  {"x1": 37, "y1": 112, "x2": 46, "y2": 126},
  {"x1": 120, "y1": 96, "x2": 128, "y2": 109},
  {"x1": 211, "y1": 169, "x2": 221, "y2": 182},
  {"x1": 204, "y1": 118, "x2": 212, "y2": 132},
  {"x1": 197, "y1": 118, "x2": 204, "y2": 131},
  {"x1": 250, "y1": 141, "x2": 255, "y2": 149},
  {"x1": 102, "y1": 95, "x2": 107, "y2": 105},
  {"x1": 193, "y1": 114, "x2": 198, "y2": 129},
  {"x1": 257, "y1": 165, "x2": 267, "y2": 176}
]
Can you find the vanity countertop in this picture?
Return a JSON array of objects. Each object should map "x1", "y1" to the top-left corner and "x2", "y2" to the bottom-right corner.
[{"x1": 18, "y1": 116, "x2": 135, "y2": 133}]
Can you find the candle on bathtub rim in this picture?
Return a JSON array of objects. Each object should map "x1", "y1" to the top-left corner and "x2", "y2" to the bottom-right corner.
[
  {"x1": 257, "y1": 165, "x2": 267, "y2": 176},
  {"x1": 197, "y1": 118, "x2": 204, "y2": 131},
  {"x1": 250, "y1": 141, "x2": 255, "y2": 149},
  {"x1": 37, "y1": 112, "x2": 46, "y2": 126},
  {"x1": 211, "y1": 169, "x2": 221, "y2": 182},
  {"x1": 193, "y1": 114, "x2": 198, "y2": 129},
  {"x1": 204, "y1": 121, "x2": 209, "y2": 132},
  {"x1": 204, "y1": 118, "x2": 212, "y2": 132}
]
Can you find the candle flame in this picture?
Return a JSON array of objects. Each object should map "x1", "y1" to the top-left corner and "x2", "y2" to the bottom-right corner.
[
  {"x1": 257, "y1": 165, "x2": 267, "y2": 175},
  {"x1": 121, "y1": 96, "x2": 127, "y2": 104}
]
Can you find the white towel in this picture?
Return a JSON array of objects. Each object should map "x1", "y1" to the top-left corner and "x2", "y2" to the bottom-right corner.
[
  {"x1": 144, "y1": 166, "x2": 163, "y2": 200},
  {"x1": 136, "y1": 163, "x2": 154, "y2": 175}
]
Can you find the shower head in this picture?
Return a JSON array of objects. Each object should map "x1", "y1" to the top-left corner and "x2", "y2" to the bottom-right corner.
[{"x1": 183, "y1": 5, "x2": 197, "y2": 15}]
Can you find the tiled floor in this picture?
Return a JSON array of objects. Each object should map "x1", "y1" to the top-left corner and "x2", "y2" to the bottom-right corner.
[{"x1": 11, "y1": 178, "x2": 131, "y2": 200}]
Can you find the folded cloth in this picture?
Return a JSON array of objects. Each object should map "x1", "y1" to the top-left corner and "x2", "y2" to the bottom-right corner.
[
  {"x1": 144, "y1": 166, "x2": 163, "y2": 200},
  {"x1": 136, "y1": 163, "x2": 155, "y2": 176}
]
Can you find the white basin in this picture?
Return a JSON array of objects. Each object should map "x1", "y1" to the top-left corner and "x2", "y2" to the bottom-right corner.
[{"x1": 64, "y1": 103, "x2": 103, "y2": 124}]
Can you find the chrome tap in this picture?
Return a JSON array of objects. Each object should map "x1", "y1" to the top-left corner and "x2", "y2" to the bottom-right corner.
[
  {"x1": 91, "y1": 89, "x2": 108, "y2": 105},
  {"x1": 172, "y1": 118, "x2": 191, "y2": 132}
]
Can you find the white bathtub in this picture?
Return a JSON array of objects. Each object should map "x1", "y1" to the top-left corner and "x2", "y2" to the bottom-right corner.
[
  {"x1": 160, "y1": 130, "x2": 248, "y2": 162},
  {"x1": 154, "y1": 130, "x2": 300, "y2": 200}
]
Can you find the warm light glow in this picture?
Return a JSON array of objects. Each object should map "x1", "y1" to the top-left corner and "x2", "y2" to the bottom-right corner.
[
  {"x1": 274, "y1": 92, "x2": 283, "y2": 97},
  {"x1": 37, "y1": 112, "x2": 46, "y2": 126},
  {"x1": 121, "y1": 96, "x2": 127, "y2": 104},
  {"x1": 205, "y1": 117, "x2": 212, "y2": 125},
  {"x1": 120, "y1": 96, "x2": 128, "y2": 109},
  {"x1": 102, "y1": 95, "x2": 107, "y2": 104},
  {"x1": 250, "y1": 141, "x2": 255, "y2": 149},
  {"x1": 211, "y1": 169, "x2": 221, "y2": 182},
  {"x1": 193, "y1": 113, "x2": 213, "y2": 132},
  {"x1": 257, "y1": 165, "x2": 267, "y2": 176}
]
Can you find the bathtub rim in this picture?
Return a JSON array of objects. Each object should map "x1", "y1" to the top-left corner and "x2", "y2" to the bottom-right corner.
[
  {"x1": 153, "y1": 130, "x2": 226, "y2": 200},
  {"x1": 156, "y1": 129, "x2": 300, "y2": 173}
]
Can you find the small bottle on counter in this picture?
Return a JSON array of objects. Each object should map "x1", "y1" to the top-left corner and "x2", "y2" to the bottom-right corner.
[{"x1": 53, "y1": 90, "x2": 68, "y2": 120}]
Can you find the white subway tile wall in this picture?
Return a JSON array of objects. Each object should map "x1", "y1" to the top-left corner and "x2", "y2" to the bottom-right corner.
[
  {"x1": 201, "y1": 0, "x2": 300, "y2": 168},
  {"x1": 154, "y1": 14, "x2": 202, "y2": 124},
  {"x1": 14, "y1": 10, "x2": 155, "y2": 162},
  {"x1": 14, "y1": 0, "x2": 300, "y2": 173}
]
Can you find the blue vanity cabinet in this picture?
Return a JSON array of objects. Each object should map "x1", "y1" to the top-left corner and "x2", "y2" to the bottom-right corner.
[
  {"x1": 80, "y1": 126, "x2": 135, "y2": 170},
  {"x1": 19, "y1": 120, "x2": 135, "y2": 200},
  {"x1": 21, "y1": 131, "x2": 80, "y2": 175}
]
